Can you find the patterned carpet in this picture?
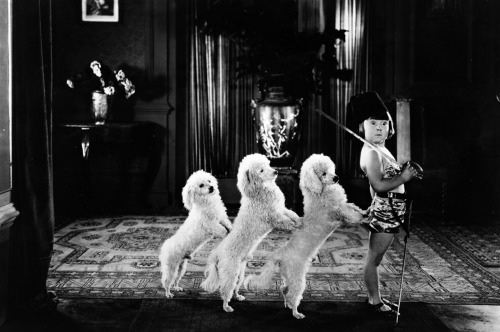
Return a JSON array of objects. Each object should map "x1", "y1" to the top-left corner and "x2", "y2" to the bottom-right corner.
[
  {"x1": 427, "y1": 224, "x2": 500, "y2": 267},
  {"x1": 47, "y1": 216, "x2": 500, "y2": 304}
]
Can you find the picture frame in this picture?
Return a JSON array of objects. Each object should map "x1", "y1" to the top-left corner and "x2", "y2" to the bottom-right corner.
[{"x1": 82, "y1": 0, "x2": 119, "y2": 23}]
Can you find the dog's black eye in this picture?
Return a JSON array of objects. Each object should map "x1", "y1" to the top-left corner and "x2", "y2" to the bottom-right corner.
[
  {"x1": 322, "y1": 172, "x2": 327, "y2": 176},
  {"x1": 260, "y1": 169, "x2": 263, "y2": 172},
  {"x1": 199, "y1": 184, "x2": 204, "y2": 188}
]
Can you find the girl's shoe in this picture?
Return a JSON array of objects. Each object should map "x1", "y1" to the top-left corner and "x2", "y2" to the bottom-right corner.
[
  {"x1": 366, "y1": 300, "x2": 399, "y2": 318},
  {"x1": 365, "y1": 297, "x2": 399, "y2": 310}
]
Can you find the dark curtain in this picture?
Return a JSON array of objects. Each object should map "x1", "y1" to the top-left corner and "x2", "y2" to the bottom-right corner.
[
  {"x1": 8, "y1": 0, "x2": 56, "y2": 312},
  {"x1": 296, "y1": 0, "x2": 368, "y2": 177},
  {"x1": 186, "y1": 0, "x2": 258, "y2": 177}
]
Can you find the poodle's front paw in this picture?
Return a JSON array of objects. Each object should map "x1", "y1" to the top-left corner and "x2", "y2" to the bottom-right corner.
[
  {"x1": 223, "y1": 304, "x2": 234, "y2": 313},
  {"x1": 172, "y1": 286, "x2": 183, "y2": 292},
  {"x1": 165, "y1": 291, "x2": 174, "y2": 298},
  {"x1": 234, "y1": 293, "x2": 245, "y2": 301},
  {"x1": 292, "y1": 217, "x2": 303, "y2": 229}
]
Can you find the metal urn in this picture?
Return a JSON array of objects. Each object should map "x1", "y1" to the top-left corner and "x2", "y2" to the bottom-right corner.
[{"x1": 251, "y1": 86, "x2": 303, "y2": 169}]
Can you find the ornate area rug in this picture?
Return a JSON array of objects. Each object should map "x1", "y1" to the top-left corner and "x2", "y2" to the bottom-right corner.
[
  {"x1": 48, "y1": 216, "x2": 500, "y2": 304},
  {"x1": 427, "y1": 224, "x2": 500, "y2": 267}
]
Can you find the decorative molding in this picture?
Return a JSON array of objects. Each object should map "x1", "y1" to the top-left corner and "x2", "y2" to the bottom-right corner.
[
  {"x1": 396, "y1": 98, "x2": 411, "y2": 163},
  {"x1": 0, "y1": 191, "x2": 11, "y2": 208},
  {"x1": 0, "y1": 202, "x2": 19, "y2": 229}
]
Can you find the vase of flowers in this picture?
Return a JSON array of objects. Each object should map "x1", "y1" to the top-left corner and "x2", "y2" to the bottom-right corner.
[
  {"x1": 66, "y1": 60, "x2": 135, "y2": 125},
  {"x1": 91, "y1": 91, "x2": 109, "y2": 125}
]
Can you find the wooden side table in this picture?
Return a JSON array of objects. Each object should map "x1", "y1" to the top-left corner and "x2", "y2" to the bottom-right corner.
[{"x1": 54, "y1": 122, "x2": 162, "y2": 215}]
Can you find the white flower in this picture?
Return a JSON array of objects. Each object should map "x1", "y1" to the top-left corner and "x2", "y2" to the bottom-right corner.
[
  {"x1": 103, "y1": 86, "x2": 115, "y2": 95},
  {"x1": 67, "y1": 60, "x2": 136, "y2": 99}
]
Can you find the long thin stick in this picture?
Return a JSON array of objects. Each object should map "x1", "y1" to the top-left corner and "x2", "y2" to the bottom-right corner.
[
  {"x1": 315, "y1": 108, "x2": 424, "y2": 180},
  {"x1": 396, "y1": 200, "x2": 413, "y2": 325},
  {"x1": 396, "y1": 238, "x2": 408, "y2": 325}
]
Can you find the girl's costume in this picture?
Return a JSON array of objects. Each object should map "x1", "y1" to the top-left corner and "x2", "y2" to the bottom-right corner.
[{"x1": 362, "y1": 162, "x2": 407, "y2": 234}]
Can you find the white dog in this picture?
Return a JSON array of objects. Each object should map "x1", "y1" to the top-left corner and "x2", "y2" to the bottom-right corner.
[
  {"x1": 200, "y1": 153, "x2": 302, "y2": 313},
  {"x1": 159, "y1": 170, "x2": 232, "y2": 298},
  {"x1": 244, "y1": 154, "x2": 366, "y2": 319}
]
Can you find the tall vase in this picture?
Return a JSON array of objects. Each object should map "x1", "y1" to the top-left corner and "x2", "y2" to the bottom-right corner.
[
  {"x1": 91, "y1": 91, "x2": 109, "y2": 125},
  {"x1": 251, "y1": 86, "x2": 303, "y2": 169}
]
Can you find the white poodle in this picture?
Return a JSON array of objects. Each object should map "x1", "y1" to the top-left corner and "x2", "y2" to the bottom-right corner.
[
  {"x1": 200, "y1": 153, "x2": 302, "y2": 313},
  {"x1": 244, "y1": 154, "x2": 366, "y2": 319},
  {"x1": 158, "y1": 170, "x2": 232, "y2": 298}
]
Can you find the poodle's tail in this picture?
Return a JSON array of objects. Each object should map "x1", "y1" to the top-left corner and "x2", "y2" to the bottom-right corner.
[
  {"x1": 243, "y1": 257, "x2": 279, "y2": 290},
  {"x1": 200, "y1": 254, "x2": 220, "y2": 293}
]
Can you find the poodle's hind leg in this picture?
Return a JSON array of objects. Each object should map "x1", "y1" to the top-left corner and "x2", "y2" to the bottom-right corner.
[
  {"x1": 285, "y1": 273, "x2": 307, "y2": 319},
  {"x1": 291, "y1": 301, "x2": 305, "y2": 319},
  {"x1": 233, "y1": 262, "x2": 247, "y2": 301},
  {"x1": 280, "y1": 285, "x2": 289, "y2": 308},
  {"x1": 172, "y1": 259, "x2": 188, "y2": 292},
  {"x1": 161, "y1": 262, "x2": 179, "y2": 298},
  {"x1": 219, "y1": 265, "x2": 241, "y2": 313},
  {"x1": 280, "y1": 273, "x2": 289, "y2": 308}
]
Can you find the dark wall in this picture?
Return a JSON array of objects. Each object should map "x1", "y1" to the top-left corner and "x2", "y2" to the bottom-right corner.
[
  {"x1": 51, "y1": 1, "x2": 176, "y2": 218},
  {"x1": 52, "y1": 0, "x2": 148, "y2": 123},
  {"x1": 370, "y1": 0, "x2": 500, "y2": 222}
]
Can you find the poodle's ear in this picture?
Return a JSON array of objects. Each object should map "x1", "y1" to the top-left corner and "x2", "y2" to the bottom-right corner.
[
  {"x1": 302, "y1": 165, "x2": 323, "y2": 195},
  {"x1": 182, "y1": 183, "x2": 195, "y2": 211},
  {"x1": 238, "y1": 169, "x2": 256, "y2": 197}
]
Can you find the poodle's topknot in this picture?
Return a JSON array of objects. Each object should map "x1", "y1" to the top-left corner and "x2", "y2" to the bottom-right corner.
[{"x1": 238, "y1": 153, "x2": 269, "y2": 171}]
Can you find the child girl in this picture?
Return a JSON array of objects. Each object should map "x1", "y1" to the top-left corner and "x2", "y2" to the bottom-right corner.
[{"x1": 348, "y1": 91, "x2": 420, "y2": 317}]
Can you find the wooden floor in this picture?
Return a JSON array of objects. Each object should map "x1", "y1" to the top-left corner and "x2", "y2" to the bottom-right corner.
[
  {"x1": 2, "y1": 297, "x2": 500, "y2": 332},
  {"x1": 4, "y1": 266, "x2": 500, "y2": 332}
]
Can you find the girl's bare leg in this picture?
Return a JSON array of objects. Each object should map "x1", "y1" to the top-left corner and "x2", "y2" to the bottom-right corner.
[{"x1": 363, "y1": 232, "x2": 394, "y2": 310}]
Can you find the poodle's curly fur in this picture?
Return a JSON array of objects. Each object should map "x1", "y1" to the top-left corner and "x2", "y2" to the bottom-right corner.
[
  {"x1": 158, "y1": 170, "x2": 232, "y2": 298},
  {"x1": 244, "y1": 154, "x2": 366, "y2": 319},
  {"x1": 200, "y1": 153, "x2": 302, "y2": 313}
]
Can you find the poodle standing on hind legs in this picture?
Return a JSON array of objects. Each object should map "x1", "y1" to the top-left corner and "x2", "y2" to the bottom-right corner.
[
  {"x1": 200, "y1": 153, "x2": 302, "y2": 313},
  {"x1": 158, "y1": 170, "x2": 232, "y2": 298},
  {"x1": 244, "y1": 154, "x2": 367, "y2": 319}
]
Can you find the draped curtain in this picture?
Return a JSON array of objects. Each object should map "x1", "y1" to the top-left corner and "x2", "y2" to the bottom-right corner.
[
  {"x1": 9, "y1": 0, "x2": 56, "y2": 312},
  {"x1": 333, "y1": 0, "x2": 369, "y2": 177},
  {"x1": 187, "y1": 0, "x2": 367, "y2": 177},
  {"x1": 187, "y1": 0, "x2": 257, "y2": 177},
  {"x1": 297, "y1": 0, "x2": 368, "y2": 177}
]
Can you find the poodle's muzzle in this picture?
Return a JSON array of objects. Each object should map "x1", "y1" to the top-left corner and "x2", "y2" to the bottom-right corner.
[
  {"x1": 208, "y1": 186, "x2": 214, "y2": 193},
  {"x1": 332, "y1": 175, "x2": 339, "y2": 184}
]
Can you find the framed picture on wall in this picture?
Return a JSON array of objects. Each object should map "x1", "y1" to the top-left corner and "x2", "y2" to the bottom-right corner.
[{"x1": 82, "y1": 0, "x2": 119, "y2": 22}]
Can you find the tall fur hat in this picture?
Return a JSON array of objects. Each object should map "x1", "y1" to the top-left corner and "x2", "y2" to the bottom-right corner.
[{"x1": 346, "y1": 91, "x2": 394, "y2": 137}]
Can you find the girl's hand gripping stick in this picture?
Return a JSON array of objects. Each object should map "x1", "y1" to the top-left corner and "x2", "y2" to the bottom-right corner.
[{"x1": 402, "y1": 161, "x2": 424, "y2": 180}]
